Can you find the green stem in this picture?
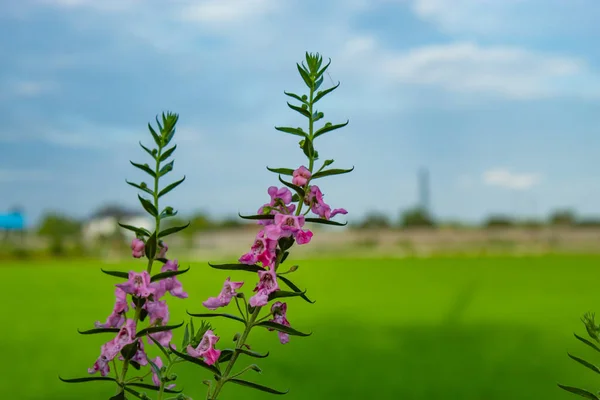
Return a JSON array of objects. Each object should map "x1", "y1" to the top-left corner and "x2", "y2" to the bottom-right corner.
[
  {"x1": 208, "y1": 307, "x2": 261, "y2": 399},
  {"x1": 296, "y1": 83, "x2": 316, "y2": 217},
  {"x1": 157, "y1": 358, "x2": 177, "y2": 400},
  {"x1": 118, "y1": 144, "x2": 163, "y2": 389}
]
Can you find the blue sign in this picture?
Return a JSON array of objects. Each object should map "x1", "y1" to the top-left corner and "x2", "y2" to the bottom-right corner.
[{"x1": 0, "y1": 212, "x2": 25, "y2": 230}]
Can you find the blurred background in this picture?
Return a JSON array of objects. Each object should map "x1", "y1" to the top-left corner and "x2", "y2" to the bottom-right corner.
[{"x1": 2, "y1": 0, "x2": 600, "y2": 399}]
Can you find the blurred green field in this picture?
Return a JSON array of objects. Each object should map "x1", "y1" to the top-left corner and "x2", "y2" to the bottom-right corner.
[{"x1": 4, "y1": 255, "x2": 600, "y2": 399}]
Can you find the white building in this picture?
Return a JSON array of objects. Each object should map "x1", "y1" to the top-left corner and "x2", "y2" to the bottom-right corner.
[{"x1": 82, "y1": 206, "x2": 154, "y2": 242}]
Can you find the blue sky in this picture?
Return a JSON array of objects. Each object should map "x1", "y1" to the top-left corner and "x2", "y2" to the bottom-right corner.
[{"x1": 1, "y1": 0, "x2": 600, "y2": 226}]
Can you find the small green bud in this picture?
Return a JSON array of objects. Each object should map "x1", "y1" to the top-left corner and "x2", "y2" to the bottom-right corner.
[
  {"x1": 301, "y1": 95, "x2": 307, "y2": 101},
  {"x1": 165, "y1": 206, "x2": 174, "y2": 214},
  {"x1": 301, "y1": 104, "x2": 308, "y2": 110},
  {"x1": 152, "y1": 149, "x2": 158, "y2": 156},
  {"x1": 325, "y1": 122, "x2": 332, "y2": 127},
  {"x1": 289, "y1": 265, "x2": 299, "y2": 272},
  {"x1": 317, "y1": 112, "x2": 324, "y2": 119},
  {"x1": 233, "y1": 332, "x2": 241, "y2": 342},
  {"x1": 140, "y1": 182, "x2": 147, "y2": 189}
]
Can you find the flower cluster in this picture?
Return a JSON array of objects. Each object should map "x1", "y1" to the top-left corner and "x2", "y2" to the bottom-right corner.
[{"x1": 88, "y1": 242, "x2": 189, "y2": 377}]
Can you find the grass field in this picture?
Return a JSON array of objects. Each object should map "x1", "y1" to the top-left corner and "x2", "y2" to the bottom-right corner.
[{"x1": 5, "y1": 254, "x2": 600, "y2": 399}]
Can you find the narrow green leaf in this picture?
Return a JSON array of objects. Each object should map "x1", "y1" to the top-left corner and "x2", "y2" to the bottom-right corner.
[
  {"x1": 302, "y1": 138, "x2": 314, "y2": 158},
  {"x1": 296, "y1": 64, "x2": 313, "y2": 88},
  {"x1": 182, "y1": 323, "x2": 190, "y2": 348},
  {"x1": 557, "y1": 384, "x2": 599, "y2": 399},
  {"x1": 150, "y1": 266, "x2": 190, "y2": 282},
  {"x1": 160, "y1": 145, "x2": 177, "y2": 162},
  {"x1": 313, "y1": 82, "x2": 340, "y2": 103},
  {"x1": 218, "y1": 349, "x2": 234, "y2": 363},
  {"x1": 575, "y1": 333, "x2": 600, "y2": 353},
  {"x1": 208, "y1": 262, "x2": 264, "y2": 273},
  {"x1": 101, "y1": 269, "x2": 130, "y2": 279},
  {"x1": 314, "y1": 75, "x2": 324, "y2": 91},
  {"x1": 139, "y1": 141, "x2": 156, "y2": 159},
  {"x1": 238, "y1": 213, "x2": 275, "y2": 221},
  {"x1": 305, "y1": 217, "x2": 347, "y2": 226},
  {"x1": 274, "y1": 126, "x2": 307, "y2": 137},
  {"x1": 148, "y1": 335, "x2": 170, "y2": 360},
  {"x1": 130, "y1": 161, "x2": 156, "y2": 178},
  {"x1": 255, "y1": 321, "x2": 311, "y2": 336},
  {"x1": 169, "y1": 345, "x2": 221, "y2": 376},
  {"x1": 287, "y1": 102, "x2": 311, "y2": 118},
  {"x1": 127, "y1": 382, "x2": 182, "y2": 393},
  {"x1": 123, "y1": 386, "x2": 145, "y2": 399},
  {"x1": 144, "y1": 232, "x2": 157, "y2": 259},
  {"x1": 314, "y1": 120, "x2": 349, "y2": 139},
  {"x1": 136, "y1": 322, "x2": 184, "y2": 338},
  {"x1": 568, "y1": 353, "x2": 600, "y2": 374},
  {"x1": 125, "y1": 180, "x2": 154, "y2": 196},
  {"x1": 278, "y1": 175, "x2": 305, "y2": 198},
  {"x1": 138, "y1": 195, "x2": 158, "y2": 217},
  {"x1": 159, "y1": 160, "x2": 174, "y2": 177},
  {"x1": 229, "y1": 378, "x2": 289, "y2": 395},
  {"x1": 59, "y1": 376, "x2": 117, "y2": 384},
  {"x1": 186, "y1": 312, "x2": 246, "y2": 324},
  {"x1": 109, "y1": 392, "x2": 126, "y2": 400},
  {"x1": 148, "y1": 123, "x2": 162, "y2": 147},
  {"x1": 316, "y1": 58, "x2": 331, "y2": 78},
  {"x1": 118, "y1": 223, "x2": 150, "y2": 237},
  {"x1": 77, "y1": 327, "x2": 120, "y2": 335},
  {"x1": 121, "y1": 341, "x2": 139, "y2": 361},
  {"x1": 266, "y1": 167, "x2": 294, "y2": 176},
  {"x1": 158, "y1": 176, "x2": 186, "y2": 198},
  {"x1": 158, "y1": 222, "x2": 190, "y2": 238},
  {"x1": 312, "y1": 167, "x2": 354, "y2": 180},
  {"x1": 268, "y1": 290, "x2": 307, "y2": 301},
  {"x1": 283, "y1": 91, "x2": 307, "y2": 105},
  {"x1": 277, "y1": 275, "x2": 315, "y2": 304}
]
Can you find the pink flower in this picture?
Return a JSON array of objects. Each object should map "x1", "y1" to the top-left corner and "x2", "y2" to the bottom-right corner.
[
  {"x1": 186, "y1": 330, "x2": 221, "y2": 365},
  {"x1": 264, "y1": 213, "x2": 313, "y2": 245},
  {"x1": 203, "y1": 277, "x2": 244, "y2": 310},
  {"x1": 89, "y1": 319, "x2": 137, "y2": 376},
  {"x1": 295, "y1": 229, "x2": 313, "y2": 245},
  {"x1": 152, "y1": 260, "x2": 188, "y2": 299},
  {"x1": 257, "y1": 187, "x2": 296, "y2": 226},
  {"x1": 268, "y1": 302, "x2": 291, "y2": 344},
  {"x1": 116, "y1": 271, "x2": 155, "y2": 298},
  {"x1": 149, "y1": 329, "x2": 173, "y2": 347},
  {"x1": 144, "y1": 299, "x2": 174, "y2": 347},
  {"x1": 146, "y1": 299, "x2": 170, "y2": 324},
  {"x1": 158, "y1": 242, "x2": 168, "y2": 258},
  {"x1": 249, "y1": 267, "x2": 279, "y2": 307},
  {"x1": 95, "y1": 287, "x2": 129, "y2": 329},
  {"x1": 131, "y1": 238, "x2": 145, "y2": 258},
  {"x1": 268, "y1": 186, "x2": 292, "y2": 205},
  {"x1": 305, "y1": 185, "x2": 348, "y2": 220},
  {"x1": 151, "y1": 356, "x2": 176, "y2": 389},
  {"x1": 239, "y1": 229, "x2": 278, "y2": 268},
  {"x1": 292, "y1": 166, "x2": 311, "y2": 186}
]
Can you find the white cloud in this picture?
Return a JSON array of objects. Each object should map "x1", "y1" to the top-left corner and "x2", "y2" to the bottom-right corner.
[
  {"x1": 179, "y1": 0, "x2": 278, "y2": 24},
  {"x1": 482, "y1": 168, "x2": 541, "y2": 190},
  {"x1": 339, "y1": 38, "x2": 600, "y2": 99},
  {"x1": 406, "y1": 0, "x2": 598, "y2": 37}
]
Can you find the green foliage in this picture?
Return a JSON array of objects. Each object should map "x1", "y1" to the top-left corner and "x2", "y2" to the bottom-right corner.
[
  {"x1": 37, "y1": 213, "x2": 81, "y2": 239},
  {"x1": 559, "y1": 313, "x2": 600, "y2": 398},
  {"x1": 400, "y1": 207, "x2": 435, "y2": 228}
]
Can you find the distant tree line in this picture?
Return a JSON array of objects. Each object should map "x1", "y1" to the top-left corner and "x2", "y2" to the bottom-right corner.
[{"x1": 354, "y1": 207, "x2": 600, "y2": 229}]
